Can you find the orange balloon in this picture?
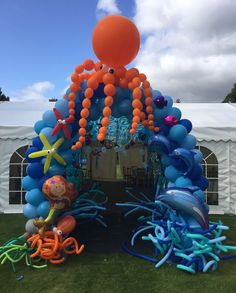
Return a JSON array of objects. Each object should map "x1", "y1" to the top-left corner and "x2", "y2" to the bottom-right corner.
[
  {"x1": 75, "y1": 64, "x2": 84, "y2": 74},
  {"x1": 81, "y1": 108, "x2": 89, "y2": 118},
  {"x1": 71, "y1": 145, "x2": 77, "y2": 151},
  {"x1": 68, "y1": 101, "x2": 75, "y2": 108},
  {"x1": 133, "y1": 108, "x2": 141, "y2": 116},
  {"x1": 146, "y1": 106, "x2": 153, "y2": 114},
  {"x1": 132, "y1": 77, "x2": 141, "y2": 88},
  {"x1": 79, "y1": 128, "x2": 86, "y2": 136},
  {"x1": 69, "y1": 109, "x2": 75, "y2": 115},
  {"x1": 92, "y1": 15, "x2": 140, "y2": 68},
  {"x1": 85, "y1": 88, "x2": 94, "y2": 99},
  {"x1": 154, "y1": 127, "x2": 160, "y2": 132},
  {"x1": 100, "y1": 126, "x2": 107, "y2": 135},
  {"x1": 140, "y1": 112, "x2": 146, "y2": 121},
  {"x1": 130, "y1": 129, "x2": 135, "y2": 134},
  {"x1": 126, "y1": 68, "x2": 139, "y2": 81},
  {"x1": 132, "y1": 122, "x2": 138, "y2": 129},
  {"x1": 132, "y1": 99, "x2": 142, "y2": 109},
  {"x1": 142, "y1": 80, "x2": 150, "y2": 89},
  {"x1": 104, "y1": 84, "x2": 116, "y2": 96},
  {"x1": 95, "y1": 61, "x2": 103, "y2": 71},
  {"x1": 103, "y1": 106, "x2": 112, "y2": 117},
  {"x1": 79, "y1": 136, "x2": 86, "y2": 143},
  {"x1": 68, "y1": 92, "x2": 76, "y2": 100},
  {"x1": 79, "y1": 118, "x2": 87, "y2": 128},
  {"x1": 76, "y1": 141, "x2": 82, "y2": 148},
  {"x1": 133, "y1": 116, "x2": 140, "y2": 123},
  {"x1": 71, "y1": 73, "x2": 80, "y2": 84},
  {"x1": 142, "y1": 120, "x2": 149, "y2": 127},
  {"x1": 132, "y1": 88, "x2": 142, "y2": 100},
  {"x1": 115, "y1": 67, "x2": 127, "y2": 78},
  {"x1": 82, "y1": 98, "x2": 91, "y2": 108},
  {"x1": 87, "y1": 77, "x2": 98, "y2": 89},
  {"x1": 83, "y1": 59, "x2": 95, "y2": 71},
  {"x1": 101, "y1": 117, "x2": 110, "y2": 127},
  {"x1": 103, "y1": 73, "x2": 115, "y2": 85},
  {"x1": 104, "y1": 96, "x2": 113, "y2": 107},
  {"x1": 70, "y1": 83, "x2": 81, "y2": 92},
  {"x1": 128, "y1": 82, "x2": 135, "y2": 91},
  {"x1": 144, "y1": 88, "x2": 152, "y2": 97},
  {"x1": 145, "y1": 97, "x2": 153, "y2": 106},
  {"x1": 119, "y1": 78, "x2": 128, "y2": 88},
  {"x1": 139, "y1": 73, "x2": 147, "y2": 81},
  {"x1": 148, "y1": 114, "x2": 154, "y2": 120},
  {"x1": 97, "y1": 133, "x2": 105, "y2": 141}
]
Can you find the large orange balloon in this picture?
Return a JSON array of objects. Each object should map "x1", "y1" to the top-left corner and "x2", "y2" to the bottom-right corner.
[{"x1": 92, "y1": 15, "x2": 140, "y2": 68}]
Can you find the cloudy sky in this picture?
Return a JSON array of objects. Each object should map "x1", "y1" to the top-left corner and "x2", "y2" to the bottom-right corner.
[{"x1": 0, "y1": 0, "x2": 235, "y2": 102}]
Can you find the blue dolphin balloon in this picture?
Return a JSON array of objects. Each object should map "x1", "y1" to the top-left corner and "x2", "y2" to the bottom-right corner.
[
  {"x1": 156, "y1": 187, "x2": 209, "y2": 230},
  {"x1": 148, "y1": 134, "x2": 176, "y2": 154},
  {"x1": 169, "y1": 148, "x2": 195, "y2": 176}
]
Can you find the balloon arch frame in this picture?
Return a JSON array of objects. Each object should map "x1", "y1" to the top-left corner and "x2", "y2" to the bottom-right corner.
[{"x1": 1, "y1": 15, "x2": 236, "y2": 274}]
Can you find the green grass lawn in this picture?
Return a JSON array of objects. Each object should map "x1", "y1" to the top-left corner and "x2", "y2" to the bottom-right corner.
[{"x1": 0, "y1": 214, "x2": 236, "y2": 293}]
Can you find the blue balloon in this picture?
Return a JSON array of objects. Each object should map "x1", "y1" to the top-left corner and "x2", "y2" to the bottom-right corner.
[
  {"x1": 40, "y1": 127, "x2": 58, "y2": 144},
  {"x1": 193, "y1": 189, "x2": 206, "y2": 202},
  {"x1": 193, "y1": 176, "x2": 209, "y2": 191},
  {"x1": 55, "y1": 99, "x2": 69, "y2": 117},
  {"x1": 164, "y1": 166, "x2": 182, "y2": 182},
  {"x1": 158, "y1": 123, "x2": 170, "y2": 136},
  {"x1": 114, "y1": 87, "x2": 125, "y2": 103},
  {"x1": 34, "y1": 120, "x2": 46, "y2": 134},
  {"x1": 27, "y1": 163, "x2": 44, "y2": 179},
  {"x1": 153, "y1": 107, "x2": 170, "y2": 123},
  {"x1": 118, "y1": 99, "x2": 132, "y2": 116},
  {"x1": 25, "y1": 147, "x2": 41, "y2": 163},
  {"x1": 94, "y1": 83, "x2": 105, "y2": 99},
  {"x1": 181, "y1": 134, "x2": 197, "y2": 150},
  {"x1": 111, "y1": 103, "x2": 121, "y2": 118},
  {"x1": 88, "y1": 105, "x2": 100, "y2": 121},
  {"x1": 48, "y1": 164, "x2": 65, "y2": 176},
  {"x1": 97, "y1": 99, "x2": 105, "y2": 113},
  {"x1": 169, "y1": 107, "x2": 182, "y2": 120},
  {"x1": 22, "y1": 176, "x2": 39, "y2": 191},
  {"x1": 152, "y1": 89, "x2": 162, "y2": 99},
  {"x1": 43, "y1": 110, "x2": 57, "y2": 127},
  {"x1": 23, "y1": 203, "x2": 38, "y2": 219},
  {"x1": 32, "y1": 136, "x2": 43, "y2": 149},
  {"x1": 175, "y1": 176, "x2": 192, "y2": 187},
  {"x1": 38, "y1": 176, "x2": 50, "y2": 190},
  {"x1": 169, "y1": 125, "x2": 187, "y2": 144},
  {"x1": 188, "y1": 164, "x2": 202, "y2": 180},
  {"x1": 192, "y1": 149, "x2": 203, "y2": 163},
  {"x1": 161, "y1": 154, "x2": 172, "y2": 166},
  {"x1": 37, "y1": 201, "x2": 50, "y2": 218},
  {"x1": 163, "y1": 95, "x2": 173, "y2": 108},
  {"x1": 25, "y1": 189, "x2": 45, "y2": 206},
  {"x1": 179, "y1": 119, "x2": 192, "y2": 133}
]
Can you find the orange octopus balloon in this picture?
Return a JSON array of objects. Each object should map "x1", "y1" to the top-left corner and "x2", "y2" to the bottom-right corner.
[{"x1": 66, "y1": 15, "x2": 155, "y2": 150}]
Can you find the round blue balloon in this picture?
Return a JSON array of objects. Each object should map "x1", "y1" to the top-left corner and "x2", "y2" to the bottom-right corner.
[
  {"x1": 38, "y1": 176, "x2": 50, "y2": 190},
  {"x1": 48, "y1": 164, "x2": 65, "y2": 176},
  {"x1": 23, "y1": 203, "x2": 38, "y2": 219},
  {"x1": 32, "y1": 136, "x2": 43, "y2": 149},
  {"x1": 25, "y1": 189, "x2": 45, "y2": 206},
  {"x1": 164, "y1": 166, "x2": 182, "y2": 182},
  {"x1": 89, "y1": 105, "x2": 100, "y2": 121},
  {"x1": 40, "y1": 127, "x2": 58, "y2": 144},
  {"x1": 169, "y1": 107, "x2": 182, "y2": 120},
  {"x1": 169, "y1": 125, "x2": 188, "y2": 144},
  {"x1": 55, "y1": 99, "x2": 69, "y2": 117},
  {"x1": 188, "y1": 164, "x2": 202, "y2": 180},
  {"x1": 97, "y1": 99, "x2": 105, "y2": 113},
  {"x1": 179, "y1": 119, "x2": 192, "y2": 133},
  {"x1": 27, "y1": 163, "x2": 44, "y2": 179},
  {"x1": 153, "y1": 107, "x2": 170, "y2": 123},
  {"x1": 22, "y1": 176, "x2": 39, "y2": 191},
  {"x1": 181, "y1": 134, "x2": 197, "y2": 150},
  {"x1": 175, "y1": 176, "x2": 192, "y2": 187},
  {"x1": 163, "y1": 95, "x2": 173, "y2": 108},
  {"x1": 192, "y1": 149, "x2": 203, "y2": 163},
  {"x1": 25, "y1": 147, "x2": 41, "y2": 163},
  {"x1": 158, "y1": 123, "x2": 170, "y2": 136},
  {"x1": 118, "y1": 99, "x2": 132, "y2": 116},
  {"x1": 193, "y1": 176, "x2": 209, "y2": 191},
  {"x1": 37, "y1": 201, "x2": 50, "y2": 218},
  {"x1": 34, "y1": 120, "x2": 46, "y2": 134},
  {"x1": 94, "y1": 83, "x2": 105, "y2": 99},
  {"x1": 161, "y1": 154, "x2": 172, "y2": 166},
  {"x1": 43, "y1": 110, "x2": 57, "y2": 127},
  {"x1": 114, "y1": 87, "x2": 125, "y2": 103},
  {"x1": 193, "y1": 189, "x2": 206, "y2": 202}
]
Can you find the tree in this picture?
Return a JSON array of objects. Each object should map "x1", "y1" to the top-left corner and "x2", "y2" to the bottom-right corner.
[
  {"x1": 223, "y1": 83, "x2": 236, "y2": 103},
  {"x1": 0, "y1": 88, "x2": 10, "y2": 101}
]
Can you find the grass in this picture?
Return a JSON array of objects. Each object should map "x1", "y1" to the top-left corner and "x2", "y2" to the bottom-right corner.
[{"x1": 0, "y1": 214, "x2": 236, "y2": 293}]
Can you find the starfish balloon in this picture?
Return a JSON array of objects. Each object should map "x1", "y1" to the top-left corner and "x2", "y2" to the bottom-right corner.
[
  {"x1": 51, "y1": 108, "x2": 72, "y2": 139},
  {"x1": 29, "y1": 133, "x2": 66, "y2": 174}
]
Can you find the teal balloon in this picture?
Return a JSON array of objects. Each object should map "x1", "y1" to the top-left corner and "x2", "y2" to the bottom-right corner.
[
  {"x1": 164, "y1": 166, "x2": 182, "y2": 182},
  {"x1": 22, "y1": 176, "x2": 39, "y2": 191},
  {"x1": 163, "y1": 95, "x2": 173, "y2": 108},
  {"x1": 43, "y1": 110, "x2": 57, "y2": 127},
  {"x1": 37, "y1": 201, "x2": 50, "y2": 218},
  {"x1": 55, "y1": 99, "x2": 69, "y2": 117},
  {"x1": 23, "y1": 203, "x2": 38, "y2": 219},
  {"x1": 48, "y1": 164, "x2": 65, "y2": 176},
  {"x1": 153, "y1": 107, "x2": 170, "y2": 123},
  {"x1": 181, "y1": 134, "x2": 197, "y2": 150},
  {"x1": 169, "y1": 107, "x2": 182, "y2": 120},
  {"x1": 169, "y1": 125, "x2": 187, "y2": 144},
  {"x1": 34, "y1": 120, "x2": 46, "y2": 134},
  {"x1": 175, "y1": 176, "x2": 192, "y2": 187},
  {"x1": 25, "y1": 189, "x2": 45, "y2": 206},
  {"x1": 40, "y1": 127, "x2": 58, "y2": 144}
]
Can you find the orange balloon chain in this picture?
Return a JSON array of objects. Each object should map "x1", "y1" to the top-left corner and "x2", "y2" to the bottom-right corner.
[{"x1": 27, "y1": 231, "x2": 84, "y2": 264}]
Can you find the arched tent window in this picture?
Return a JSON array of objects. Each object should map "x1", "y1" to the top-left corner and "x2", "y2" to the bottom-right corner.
[
  {"x1": 9, "y1": 145, "x2": 29, "y2": 205},
  {"x1": 196, "y1": 146, "x2": 218, "y2": 205}
]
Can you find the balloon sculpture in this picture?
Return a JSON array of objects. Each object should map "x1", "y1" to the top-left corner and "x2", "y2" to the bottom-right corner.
[{"x1": 1, "y1": 15, "x2": 236, "y2": 274}]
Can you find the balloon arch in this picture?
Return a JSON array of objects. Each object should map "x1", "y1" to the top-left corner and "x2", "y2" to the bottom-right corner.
[{"x1": 1, "y1": 15, "x2": 236, "y2": 274}]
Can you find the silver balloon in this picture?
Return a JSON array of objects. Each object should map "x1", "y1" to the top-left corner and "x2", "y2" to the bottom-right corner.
[{"x1": 25, "y1": 219, "x2": 37, "y2": 235}]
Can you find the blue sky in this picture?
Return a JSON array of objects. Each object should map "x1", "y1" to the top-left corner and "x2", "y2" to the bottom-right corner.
[{"x1": 1, "y1": 0, "x2": 236, "y2": 102}]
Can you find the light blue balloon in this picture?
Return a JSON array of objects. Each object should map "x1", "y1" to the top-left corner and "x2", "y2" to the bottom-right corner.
[
  {"x1": 169, "y1": 107, "x2": 182, "y2": 120},
  {"x1": 37, "y1": 201, "x2": 50, "y2": 218},
  {"x1": 192, "y1": 149, "x2": 203, "y2": 163},
  {"x1": 22, "y1": 176, "x2": 39, "y2": 191},
  {"x1": 152, "y1": 89, "x2": 162, "y2": 98},
  {"x1": 175, "y1": 176, "x2": 192, "y2": 187},
  {"x1": 25, "y1": 189, "x2": 45, "y2": 206},
  {"x1": 43, "y1": 110, "x2": 57, "y2": 127},
  {"x1": 164, "y1": 166, "x2": 182, "y2": 182},
  {"x1": 55, "y1": 99, "x2": 69, "y2": 117},
  {"x1": 40, "y1": 127, "x2": 58, "y2": 144},
  {"x1": 167, "y1": 182, "x2": 175, "y2": 188},
  {"x1": 48, "y1": 164, "x2": 65, "y2": 176},
  {"x1": 193, "y1": 189, "x2": 206, "y2": 202},
  {"x1": 181, "y1": 134, "x2": 197, "y2": 150},
  {"x1": 23, "y1": 203, "x2": 38, "y2": 219},
  {"x1": 161, "y1": 154, "x2": 172, "y2": 166},
  {"x1": 169, "y1": 125, "x2": 187, "y2": 144},
  {"x1": 34, "y1": 120, "x2": 46, "y2": 134},
  {"x1": 163, "y1": 95, "x2": 173, "y2": 108}
]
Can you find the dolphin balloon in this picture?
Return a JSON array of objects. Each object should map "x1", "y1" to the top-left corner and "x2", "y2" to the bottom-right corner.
[
  {"x1": 148, "y1": 134, "x2": 176, "y2": 154},
  {"x1": 169, "y1": 148, "x2": 195, "y2": 176},
  {"x1": 156, "y1": 187, "x2": 209, "y2": 230}
]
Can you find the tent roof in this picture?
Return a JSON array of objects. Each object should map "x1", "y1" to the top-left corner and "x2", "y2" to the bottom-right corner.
[{"x1": 0, "y1": 101, "x2": 236, "y2": 141}]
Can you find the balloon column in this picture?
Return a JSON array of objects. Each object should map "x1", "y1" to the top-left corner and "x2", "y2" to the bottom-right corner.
[{"x1": 1, "y1": 15, "x2": 236, "y2": 273}]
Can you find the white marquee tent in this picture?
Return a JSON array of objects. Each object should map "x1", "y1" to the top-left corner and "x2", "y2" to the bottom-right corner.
[{"x1": 0, "y1": 101, "x2": 236, "y2": 214}]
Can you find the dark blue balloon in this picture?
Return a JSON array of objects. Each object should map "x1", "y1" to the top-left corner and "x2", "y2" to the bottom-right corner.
[
  {"x1": 171, "y1": 157, "x2": 187, "y2": 172},
  {"x1": 27, "y1": 163, "x2": 44, "y2": 179},
  {"x1": 118, "y1": 99, "x2": 132, "y2": 116},
  {"x1": 193, "y1": 176, "x2": 209, "y2": 191},
  {"x1": 32, "y1": 136, "x2": 43, "y2": 149},
  {"x1": 179, "y1": 119, "x2": 192, "y2": 133},
  {"x1": 38, "y1": 175, "x2": 50, "y2": 190},
  {"x1": 188, "y1": 164, "x2": 202, "y2": 180},
  {"x1": 94, "y1": 83, "x2": 105, "y2": 99},
  {"x1": 158, "y1": 123, "x2": 170, "y2": 136},
  {"x1": 25, "y1": 147, "x2": 41, "y2": 163}
]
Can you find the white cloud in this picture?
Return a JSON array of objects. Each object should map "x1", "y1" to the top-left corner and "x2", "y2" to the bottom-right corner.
[
  {"x1": 12, "y1": 81, "x2": 55, "y2": 101},
  {"x1": 133, "y1": 0, "x2": 236, "y2": 102},
  {"x1": 96, "y1": 0, "x2": 121, "y2": 19}
]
